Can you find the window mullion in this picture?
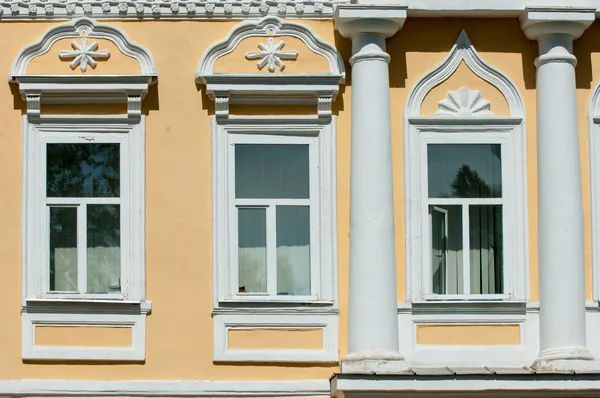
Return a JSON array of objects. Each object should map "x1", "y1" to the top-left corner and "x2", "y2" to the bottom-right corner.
[
  {"x1": 266, "y1": 204, "x2": 277, "y2": 296},
  {"x1": 77, "y1": 203, "x2": 87, "y2": 294},
  {"x1": 462, "y1": 203, "x2": 471, "y2": 295}
]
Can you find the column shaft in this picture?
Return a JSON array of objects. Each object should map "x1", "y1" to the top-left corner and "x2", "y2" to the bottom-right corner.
[
  {"x1": 347, "y1": 33, "x2": 399, "y2": 356},
  {"x1": 535, "y1": 34, "x2": 590, "y2": 361}
]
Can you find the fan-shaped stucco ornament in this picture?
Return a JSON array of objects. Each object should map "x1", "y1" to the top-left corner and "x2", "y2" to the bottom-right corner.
[
  {"x1": 195, "y1": 16, "x2": 345, "y2": 119},
  {"x1": 436, "y1": 88, "x2": 494, "y2": 117},
  {"x1": 10, "y1": 17, "x2": 158, "y2": 117}
]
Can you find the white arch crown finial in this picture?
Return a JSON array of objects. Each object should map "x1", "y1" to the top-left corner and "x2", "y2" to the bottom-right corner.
[
  {"x1": 10, "y1": 17, "x2": 158, "y2": 77},
  {"x1": 436, "y1": 88, "x2": 494, "y2": 117},
  {"x1": 405, "y1": 30, "x2": 524, "y2": 118}
]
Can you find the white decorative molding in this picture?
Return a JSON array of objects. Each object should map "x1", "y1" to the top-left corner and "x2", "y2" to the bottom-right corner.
[
  {"x1": 0, "y1": 0, "x2": 345, "y2": 20},
  {"x1": 22, "y1": 311, "x2": 146, "y2": 361},
  {"x1": 196, "y1": 16, "x2": 344, "y2": 119},
  {"x1": 21, "y1": 118, "x2": 149, "y2": 361},
  {"x1": 58, "y1": 37, "x2": 111, "y2": 72},
  {"x1": 403, "y1": 31, "x2": 528, "y2": 306},
  {"x1": 211, "y1": 116, "x2": 338, "y2": 363},
  {"x1": 245, "y1": 37, "x2": 298, "y2": 72},
  {"x1": 214, "y1": 313, "x2": 338, "y2": 363},
  {"x1": 589, "y1": 80, "x2": 600, "y2": 302},
  {"x1": 405, "y1": 30, "x2": 523, "y2": 118},
  {"x1": 0, "y1": 380, "x2": 330, "y2": 397},
  {"x1": 10, "y1": 17, "x2": 157, "y2": 114},
  {"x1": 436, "y1": 88, "x2": 494, "y2": 117}
]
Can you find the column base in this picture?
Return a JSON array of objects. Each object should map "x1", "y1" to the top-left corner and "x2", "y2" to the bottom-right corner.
[
  {"x1": 341, "y1": 349, "x2": 411, "y2": 375},
  {"x1": 533, "y1": 347, "x2": 599, "y2": 373}
]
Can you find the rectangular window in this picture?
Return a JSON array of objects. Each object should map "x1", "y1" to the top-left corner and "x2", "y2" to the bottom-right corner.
[
  {"x1": 45, "y1": 142, "x2": 122, "y2": 297},
  {"x1": 234, "y1": 143, "x2": 313, "y2": 298},
  {"x1": 427, "y1": 143, "x2": 504, "y2": 295}
]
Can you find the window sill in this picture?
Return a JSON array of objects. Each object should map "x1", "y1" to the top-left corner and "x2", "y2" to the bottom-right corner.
[
  {"x1": 218, "y1": 298, "x2": 334, "y2": 306},
  {"x1": 24, "y1": 298, "x2": 152, "y2": 314},
  {"x1": 399, "y1": 300, "x2": 527, "y2": 320}
]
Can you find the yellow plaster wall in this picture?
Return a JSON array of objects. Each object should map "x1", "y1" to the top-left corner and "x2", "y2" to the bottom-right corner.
[
  {"x1": 227, "y1": 329, "x2": 323, "y2": 350},
  {"x1": 0, "y1": 16, "x2": 598, "y2": 380},
  {"x1": 416, "y1": 324, "x2": 521, "y2": 345},
  {"x1": 0, "y1": 19, "x2": 345, "y2": 381},
  {"x1": 27, "y1": 37, "x2": 141, "y2": 75},
  {"x1": 214, "y1": 35, "x2": 330, "y2": 74},
  {"x1": 35, "y1": 326, "x2": 133, "y2": 347}
]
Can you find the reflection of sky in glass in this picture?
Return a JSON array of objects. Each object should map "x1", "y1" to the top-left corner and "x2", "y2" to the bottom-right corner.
[
  {"x1": 47, "y1": 144, "x2": 120, "y2": 198},
  {"x1": 427, "y1": 144, "x2": 502, "y2": 198}
]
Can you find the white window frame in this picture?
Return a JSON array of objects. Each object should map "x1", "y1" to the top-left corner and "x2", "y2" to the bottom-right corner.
[
  {"x1": 213, "y1": 118, "x2": 337, "y2": 306},
  {"x1": 406, "y1": 120, "x2": 528, "y2": 302},
  {"x1": 23, "y1": 119, "x2": 146, "y2": 305}
]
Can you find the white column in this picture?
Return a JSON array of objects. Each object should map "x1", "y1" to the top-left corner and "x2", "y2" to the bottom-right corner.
[
  {"x1": 521, "y1": 10, "x2": 595, "y2": 368},
  {"x1": 335, "y1": 5, "x2": 408, "y2": 373}
]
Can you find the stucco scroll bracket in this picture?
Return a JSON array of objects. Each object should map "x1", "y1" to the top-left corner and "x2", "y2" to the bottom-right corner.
[{"x1": 25, "y1": 94, "x2": 41, "y2": 117}]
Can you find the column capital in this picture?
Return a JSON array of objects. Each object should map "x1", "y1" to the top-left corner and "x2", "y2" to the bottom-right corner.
[
  {"x1": 334, "y1": 4, "x2": 406, "y2": 40},
  {"x1": 520, "y1": 7, "x2": 595, "y2": 41}
]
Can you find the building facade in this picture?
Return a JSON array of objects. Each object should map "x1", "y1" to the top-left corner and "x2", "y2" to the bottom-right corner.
[{"x1": 2, "y1": 1, "x2": 600, "y2": 397}]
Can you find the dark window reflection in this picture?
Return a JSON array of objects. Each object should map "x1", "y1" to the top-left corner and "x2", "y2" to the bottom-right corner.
[
  {"x1": 428, "y1": 144, "x2": 502, "y2": 198},
  {"x1": 87, "y1": 204, "x2": 121, "y2": 294},
  {"x1": 47, "y1": 144, "x2": 120, "y2": 198}
]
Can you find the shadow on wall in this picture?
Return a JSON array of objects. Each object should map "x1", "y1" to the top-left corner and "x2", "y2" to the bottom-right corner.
[
  {"x1": 334, "y1": 18, "x2": 540, "y2": 90},
  {"x1": 575, "y1": 20, "x2": 600, "y2": 90}
]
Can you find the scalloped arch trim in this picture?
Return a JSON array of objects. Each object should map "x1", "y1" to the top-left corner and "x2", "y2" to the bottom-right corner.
[
  {"x1": 10, "y1": 17, "x2": 158, "y2": 78},
  {"x1": 405, "y1": 30, "x2": 524, "y2": 118},
  {"x1": 195, "y1": 16, "x2": 345, "y2": 81}
]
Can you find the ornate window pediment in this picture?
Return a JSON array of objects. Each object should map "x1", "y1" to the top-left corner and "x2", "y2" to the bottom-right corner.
[
  {"x1": 195, "y1": 16, "x2": 345, "y2": 119},
  {"x1": 10, "y1": 17, "x2": 158, "y2": 118}
]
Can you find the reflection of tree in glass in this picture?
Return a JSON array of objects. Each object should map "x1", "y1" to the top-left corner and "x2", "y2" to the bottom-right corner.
[
  {"x1": 450, "y1": 164, "x2": 503, "y2": 294},
  {"x1": 450, "y1": 164, "x2": 501, "y2": 198},
  {"x1": 47, "y1": 144, "x2": 120, "y2": 198}
]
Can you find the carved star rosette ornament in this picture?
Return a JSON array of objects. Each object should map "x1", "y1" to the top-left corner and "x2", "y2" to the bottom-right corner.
[
  {"x1": 245, "y1": 37, "x2": 298, "y2": 72},
  {"x1": 59, "y1": 37, "x2": 110, "y2": 72}
]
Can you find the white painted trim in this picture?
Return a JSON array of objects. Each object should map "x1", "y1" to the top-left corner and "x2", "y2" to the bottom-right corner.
[
  {"x1": 589, "y1": 80, "x2": 600, "y2": 301},
  {"x1": 0, "y1": 380, "x2": 330, "y2": 397},
  {"x1": 22, "y1": 312, "x2": 146, "y2": 361},
  {"x1": 403, "y1": 30, "x2": 528, "y2": 305},
  {"x1": 10, "y1": 17, "x2": 157, "y2": 77},
  {"x1": 21, "y1": 117, "x2": 148, "y2": 361},
  {"x1": 211, "y1": 116, "x2": 338, "y2": 363},
  {"x1": 214, "y1": 313, "x2": 338, "y2": 363},
  {"x1": 196, "y1": 16, "x2": 344, "y2": 118}
]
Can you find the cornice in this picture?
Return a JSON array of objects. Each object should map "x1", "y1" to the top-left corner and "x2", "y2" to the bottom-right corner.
[{"x1": 0, "y1": 0, "x2": 347, "y2": 20}]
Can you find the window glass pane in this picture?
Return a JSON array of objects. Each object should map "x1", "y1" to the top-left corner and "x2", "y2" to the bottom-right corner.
[
  {"x1": 235, "y1": 144, "x2": 309, "y2": 199},
  {"x1": 430, "y1": 205, "x2": 463, "y2": 294},
  {"x1": 238, "y1": 208, "x2": 267, "y2": 293},
  {"x1": 427, "y1": 144, "x2": 502, "y2": 198},
  {"x1": 87, "y1": 204, "x2": 121, "y2": 294},
  {"x1": 276, "y1": 206, "x2": 310, "y2": 295},
  {"x1": 469, "y1": 205, "x2": 503, "y2": 294},
  {"x1": 49, "y1": 207, "x2": 77, "y2": 292},
  {"x1": 47, "y1": 143, "x2": 120, "y2": 198}
]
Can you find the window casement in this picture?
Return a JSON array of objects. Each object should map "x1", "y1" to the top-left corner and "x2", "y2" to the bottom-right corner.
[
  {"x1": 25, "y1": 122, "x2": 145, "y2": 303},
  {"x1": 415, "y1": 126, "x2": 522, "y2": 301},
  {"x1": 11, "y1": 17, "x2": 157, "y2": 361},
  {"x1": 213, "y1": 120, "x2": 337, "y2": 305},
  {"x1": 404, "y1": 30, "x2": 528, "y2": 308},
  {"x1": 196, "y1": 16, "x2": 343, "y2": 363}
]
